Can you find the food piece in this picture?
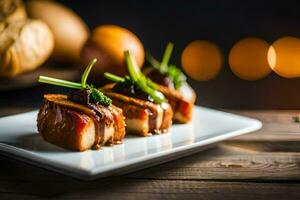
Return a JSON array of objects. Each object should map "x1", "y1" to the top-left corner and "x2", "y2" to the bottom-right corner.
[
  {"x1": 0, "y1": 0, "x2": 27, "y2": 23},
  {"x1": 156, "y1": 83, "x2": 195, "y2": 123},
  {"x1": 0, "y1": 19, "x2": 54, "y2": 77},
  {"x1": 37, "y1": 59, "x2": 125, "y2": 151},
  {"x1": 144, "y1": 42, "x2": 196, "y2": 123},
  {"x1": 37, "y1": 94, "x2": 125, "y2": 151},
  {"x1": 144, "y1": 43, "x2": 186, "y2": 90},
  {"x1": 102, "y1": 51, "x2": 173, "y2": 136},
  {"x1": 26, "y1": 0, "x2": 89, "y2": 63},
  {"x1": 102, "y1": 84, "x2": 172, "y2": 136},
  {"x1": 81, "y1": 25, "x2": 144, "y2": 82}
]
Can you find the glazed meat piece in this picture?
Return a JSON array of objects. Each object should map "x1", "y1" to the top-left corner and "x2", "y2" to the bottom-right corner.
[
  {"x1": 143, "y1": 67, "x2": 196, "y2": 123},
  {"x1": 144, "y1": 42, "x2": 196, "y2": 123},
  {"x1": 101, "y1": 84, "x2": 173, "y2": 136},
  {"x1": 37, "y1": 94, "x2": 126, "y2": 151},
  {"x1": 156, "y1": 82, "x2": 196, "y2": 123}
]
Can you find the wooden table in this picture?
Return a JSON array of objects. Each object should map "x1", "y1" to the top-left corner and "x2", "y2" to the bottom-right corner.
[{"x1": 0, "y1": 109, "x2": 300, "y2": 199}]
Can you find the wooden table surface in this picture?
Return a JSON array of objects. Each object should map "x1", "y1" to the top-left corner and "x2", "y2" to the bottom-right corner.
[{"x1": 0, "y1": 109, "x2": 300, "y2": 199}]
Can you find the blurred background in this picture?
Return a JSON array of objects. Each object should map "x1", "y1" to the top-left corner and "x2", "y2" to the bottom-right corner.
[{"x1": 2, "y1": 0, "x2": 300, "y2": 112}]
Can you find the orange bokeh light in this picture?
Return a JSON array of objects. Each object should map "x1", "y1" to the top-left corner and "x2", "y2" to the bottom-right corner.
[
  {"x1": 229, "y1": 37, "x2": 272, "y2": 80},
  {"x1": 268, "y1": 36, "x2": 300, "y2": 78},
  {"x1": 181, "y1": 40, "x2": 223, "y2": 81}
]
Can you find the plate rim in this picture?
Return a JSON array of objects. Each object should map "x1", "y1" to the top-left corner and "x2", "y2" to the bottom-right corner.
[{"x1": 0, "y1": 106, "x2": 262, "y2": 180}]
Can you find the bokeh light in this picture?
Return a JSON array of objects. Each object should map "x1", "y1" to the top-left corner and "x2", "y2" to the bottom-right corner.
[
  {"x1": 267, "y1": 36, "x2": 300, "y2": 78},
  {"x1": 181, "y1": 40, "x2": 223, "y2": 81},
  {"x1": 229, "y1": 37, "x2": 272, "y2": 80}
]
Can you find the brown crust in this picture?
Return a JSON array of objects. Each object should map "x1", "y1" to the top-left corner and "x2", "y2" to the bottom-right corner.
[
  {"x1": 0, "y1": 19, "x2": 54, "y2": 77},
  {"x1": 109, "y1": 104, "x2": 126, "y2": 143},
  {"x1": 101, "y1": 84, "x2": 173, "y2": 135},
  {"x1": 156, "y1": 84, "x2": 196, "y2": 123},
  {"x1": 101, "y1": 84, "x2": 159, "y2": 111},
  {"x1": 43, "y1": 94, "x2": 95, "y2": 116},
  {"x1": 37, "y1": 104, "x2": 94, "y2": 151},
  {"x1": 102, "y1": 82, "x2": 195, "y2": 123},
  {"x1": 160, "y1": 103, "x2": 173, "y2": 131},
  {"x1": 108, "y1": 97, "x2": 150, "y2": 136},
  {"x1": 37, "y1": 94, "x2": 126, "y2": 151}
]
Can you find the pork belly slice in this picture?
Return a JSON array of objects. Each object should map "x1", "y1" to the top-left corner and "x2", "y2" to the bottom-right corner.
[
  {"x1": 37, "y1": 94, "x2": 126, "y2": 151},
  {"x1": 157, "y1": 82, "x2": 196, "y2": 123},
  {"x1": 101, "y1": 85, "x2": 173, "y2": 136}
]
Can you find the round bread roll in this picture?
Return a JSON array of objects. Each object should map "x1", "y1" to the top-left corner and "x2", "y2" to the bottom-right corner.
[
  {"x1": 0, "y1": 19, "x2": 54, "y2": 77},
  {"x1": 26, "y1": 0, "x2": 89, "y2": 63}
]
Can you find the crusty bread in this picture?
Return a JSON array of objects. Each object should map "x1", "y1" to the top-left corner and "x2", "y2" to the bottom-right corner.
[{"x1": 0, "y1": 19, "x2": 54, "y2": 77}]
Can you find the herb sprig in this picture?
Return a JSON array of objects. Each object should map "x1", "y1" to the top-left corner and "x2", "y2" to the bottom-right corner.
[
  {"x1": 38, "y1": 59, "x2": 112, "y2": 106},
  {"x1": 146, "y1": 42, "x2": 186, "y2": 89},
  {"x1": 104, "y1": 50, "x2": 165, "y2": 104}
]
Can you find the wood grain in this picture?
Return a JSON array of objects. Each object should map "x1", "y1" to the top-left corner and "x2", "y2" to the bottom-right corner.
[
  {"x1": 0, "y1": 110, "x2": 300, "y2": 199},
  {"x1": 0, "y1": 159, "x2": 300, "y2": 200},
  {"x1": 126, "y1": 146, "x2": 300, "y2": 181}
]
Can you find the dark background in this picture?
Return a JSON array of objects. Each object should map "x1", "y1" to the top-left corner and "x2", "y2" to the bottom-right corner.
[{"x1": 3, "y1": 0, "x2": 300, "y2": 110}]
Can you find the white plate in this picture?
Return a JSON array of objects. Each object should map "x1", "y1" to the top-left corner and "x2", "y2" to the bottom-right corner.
[{"x1": 0, "y1": 106, "x2": 261, "y2": 180}]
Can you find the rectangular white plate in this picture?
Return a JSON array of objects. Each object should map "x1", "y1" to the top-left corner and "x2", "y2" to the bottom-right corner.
[{"x1": 0, "y1": 106, "x2": 261, "y2": 180}]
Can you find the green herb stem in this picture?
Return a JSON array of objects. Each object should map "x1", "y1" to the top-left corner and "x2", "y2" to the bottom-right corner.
[
  {"x1": 38, "y1": 58, "x2": 112, "y2": 106},
  {"x1": 39, "y1": 76, "x2": 83, "y2": 89},
  {"x1": 125, "y1": 50, "x2": 139, "y2": 82},
  {"x1": 104, "y1": 72, "x2": 125, "y2": 82},
  {"x1": 125, "y1": 50, "x2": 165, "y2": 104},
  {"x1": 81, "y1": 58, "x2": 97, "y2": 88},
  {"x1": 145, "y1": 42, "x2": 185, "y2": 90},
  {"x1": 146, "y1": 78, "x2": 158, "y2": 89},
  {"x1": 160, "y1": 42, "x2": 174, "y2": 72},
  {"x1": 145, "y1": 51, "x2": 161, "y2": 71}
]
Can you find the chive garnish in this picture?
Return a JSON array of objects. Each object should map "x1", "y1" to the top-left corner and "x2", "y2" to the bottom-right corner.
[
  {"x1": 125, "y1": 50, "x2": 165, "y2": 104},
  {"x1": 160, "y1": 42, "x2": 174, "y2": 73},
  {"x1": 104, "y1": 72, "x2": 125, "y2": 82},
  {"x1": 145, "y1": 52, "x2": 160, "y2": 70},
  {"x1": 38, "y1": 58, "x2": 112, "y2": 106},
  {"x1": 104, "y1": 51, "x2": 166, "y2": 104},
  {"x1": 81, "y1": 58, "x2": 97, "y2": 88},
  {"x1": 38, "y1": 76, "x2": 82, "y2": 89},
  {"x1": 146, "y1": 42, "x2": 186, "y2": 89}
]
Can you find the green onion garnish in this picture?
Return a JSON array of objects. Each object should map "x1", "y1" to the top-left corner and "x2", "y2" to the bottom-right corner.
[
  {"x1": 38, "y1": 58, "x2": 112, "y2": 106},
  {"x1": 104, "y1": 51, "x2": 166, "y2": 104},
  {"x1": 160, "y1": 42, "x2": 174, "y2": 73},
  {"x1": 104, "y1": 72, "x2": 125, "y2": 82},
  {"x1": 125, "y1": 51, "x2": 140, "y2": 82},
  {"x1": 146, "y1": 42, "x2": 186, "y2": 89},
  {"x1": 81, "y1": 58, "x2": 97, "y2": 88},
  {"x1": 145, "y1": 52, "x2": 161, "y2": 70},
  {"x1": 125, "y1": 50, "x2": 165, "y2": 104},
  {"x1": 38, "y1": 76, "x2": 82, "y2": 89}
]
